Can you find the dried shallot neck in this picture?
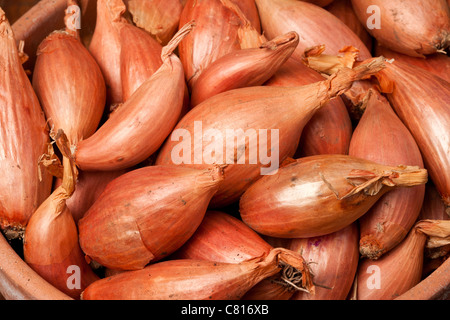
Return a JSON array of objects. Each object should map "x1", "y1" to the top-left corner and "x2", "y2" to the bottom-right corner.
[
  {"x1": 415, "y1": 220, "x2": 450, "y2": 249},
  {"x1": 266, "y1": 248, "x2": 316, "y2": 294},
  {"x1": 271, "y1": 261, "x2": 311, "y2": 293},
  {"x1": 321, "y1": 165, "x2": 428, "y2": 200},
  {"x1": 220, "y1": 0, "x2": 266, "y2": 49},
  {"x1": 161, "y1": 20, "x2": 196, "y2": 65}
]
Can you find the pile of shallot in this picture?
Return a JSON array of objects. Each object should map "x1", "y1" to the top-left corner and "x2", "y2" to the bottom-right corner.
[{"x1": 0, "y1": 0, "x2": 449, "y2": 301}]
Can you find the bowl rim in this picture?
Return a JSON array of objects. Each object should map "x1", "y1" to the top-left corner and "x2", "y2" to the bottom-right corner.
[{"x1": 0, "y1": 233, "x2": 72, "y2": 300}]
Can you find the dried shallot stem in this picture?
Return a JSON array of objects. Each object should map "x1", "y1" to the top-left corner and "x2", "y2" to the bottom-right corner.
[
  {"x1": 269, "y1": 248, "x2": 316, "y2": 294},
  {"x1": 271, "y1": 261, "x2": 310, "y2": 293},
  {"x1": 161, "y1": 20, "x2": 196, "y2": 64},
  {"x1": 321, "y1": 165, "x2": 428, "y2": 200},
  {"x1": 219, "y1": 0, "x2": 266, "y2": 48}
]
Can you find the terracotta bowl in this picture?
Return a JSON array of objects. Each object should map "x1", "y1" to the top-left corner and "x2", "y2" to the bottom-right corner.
[{"x1": 0, "y1": 0, "x2": 449, "y2": 300}]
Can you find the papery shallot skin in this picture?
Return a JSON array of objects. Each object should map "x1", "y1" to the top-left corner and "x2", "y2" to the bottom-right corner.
[
  {"x1": 239, "y1": 154, "x2": 428, "y2": 238},
  {"x1": 290, "y1": 223, "x2": 359, "y2": 300},
  {"x1": 118, "y1": 19, "x2": 190, "y2": 116},
  {"x1": 255, "y1": 0, "x2": 372, "y2": 62},
  {"x1": 81, "y1": 247, "x2": 314, "y2": 300},
  {"x1": 0, "y1": 9, "x2": 52, "y2": 237},
  {"x1": 418, "y1": 184, "x2": 450, "y2": 264},
  {"x1": 124, "y1": 0, "x2": 183, "y2": 46},
  {"x1": 32, "y1": 30, "x2": 106, "y2": 146},
  {"x1": 75, "y1": 23, "x2": 191, "y2": 172},
  {"x1": 173, "y1": 211, "x2": 295, "y2": 300},
  {"x1": 325, "y1": 0, "x2": 373, "y2": 52},
  {"x1": 81, "y1": 257, "x2": 279, "y2": 300},
  {"x1": 178, "y1": 0, "x2": 260, "y2": 90},
  {"x1": 78, "y1": 165, "x2": 223, "y2": 271},
  {"x1": 119, "y1": 22, "x2": 162, "y2": 102},
  {"x1": 155, "y1": 58, "x2": 386, "y2": 208},
  {"x1": 356, "y1": 225, "x2": 426, "y2": 300},
  {"x1": 351, "y1": 0, "x2": 450, "y2": 58},
  {"x1": 377, "y1": 61, "x2": 450, "y2": 207},
  {"x1": 24, "y1": 151, "x2": 100, "y2": 300},
  {"x1": 349, "y1": 90, "x2": 425, "y2": 259},
  {"x1": 190, "y1": 31, "x2": 299, "y2": 107},
  {"x1": 53, "y1": 169, "x2": 127, "y2": 222},
  {"x1": 89, "y1": 0, "x2": 128, "y2": 105},
  {"x1": 23, "y1": 190, "x2": 99, "y2": 299},
  {"x1": 173, "y1": 211, "x2": 272, "y2": 263},
  {"x1": 265, "y1": 58, "x2": 352, "y2": 157},
  {"x1": 375, "y1": 44, "x2": 450, "y2": 83},
  {"x1": 255, "y1": 0, "x2": 378, "y2": 120}
]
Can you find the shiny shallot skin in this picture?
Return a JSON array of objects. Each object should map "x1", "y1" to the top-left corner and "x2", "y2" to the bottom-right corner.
[
  {"x1": 239, "y1": 154, "x2": 428, "y2": 238},
  {"x1": 174, "y1": 211, "x2": 299, "y2": 300},
  {"x1": 81, "y1": 247, "x2": 314, "y2": 300},
  {"x1": 32, "y1": 11, "x2": 106, "y2": 147},
  {"x1": 178, "y1": 0, "x2": 260, "y2": 90},
  {"x1": 377, "y1": 61, "x2": 450, "y2": 207},
  {"x1": 89, "y1": 0, "x2": 128, "y2": 105},
  {"x1": 156, "y1": 58, "x2": 386, "y2": 208},
  {"x1": 78, "y1": 165, "x2": 224, "y2": 271},
  {"x1": 351, "y1": 0, "x2": 450, "y2": 57},
  {"x1": 349, "y1": 90, "x2": 425, "y2": 259},
  {"x1": 0, "y1": 9, "x2": 52, "y2": 238},
  {"x1": 75, "y1": 22, "x2": 193, "y2": 171},
  {"x1": 290, "y1": 223, "x2": 359, "y2": 300}
]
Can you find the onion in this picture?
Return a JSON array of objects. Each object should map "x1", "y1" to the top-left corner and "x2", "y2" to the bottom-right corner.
[
  {"x1": 32, "y1": 2, "x2": 106, "y2": 148},
  {"x1": 304, "y1": 51, "x2": 450, "y2": 208},
  {"x1": 357, "y1": 220, "x2": 450, "y2": 300},
  {"x1": 303, "y1": 45, "x2": 381, "y2": 122},
  {"x1": 178, "y1": 0, "x2": 260, "y2": 90},
  {"x1": 289, "y1": 223, "x2": 359, "y2": 300},
  {"x1": 23, "y1": 134, "x2": 99, "y2": 299},
  {"x1": 349, "y1": 89, "x2": 425, "y2": 260},
  {"x1": 80, "y1": 247, "x2": 314, "y2": 300},
  {"x1": 54, "y1": 169, "x2": 127, "y2": 222},
  {"x1": 190, "y1": 31, "x2": 299, "y2": 107},
  {"x1": 173, "y1": 211, "x2": 273, "y2": 262},
  {"x1": 118, "y1": 16, "x2": 190, "y2": 117},
  {"x1": 173, "y1": 211, "x2": 311, "y2": 299},
  {"x1": 0, "y1": 9, "x2": 53, "y2": 239},
  {"x1": 118, "y1": 21, "x2": 163, "y2": 102},
  {"x1": 265, "y1": 57, "x2": 352, "y2": 157},
  {"x1": 239, "y1": 154, "x2": 428, "y2": 238},
  {"x1": 255, "y1": 0, "x2": 372, "y2": 62},
  {"x1": 375, "y1": 61, "x2": 450, "y2": 208},
  {"x1": 123, "y1": 0, "x2": 183, "y2": 46},
  {"x1": 375, "y1": 44, "x2": 450, "y2": 83},
  {"x1": 351, "y1": 0, "x2": 450, "y2": 58},
  {"x1": 255, "y1": 0, "x2": 379, "y2": 121},
  {"x1": 74, "y1": 22, "x2": 193, "y2": 172},
  {"x1": 155, "y1": 57, "x2": 386, "y2": 208},
  {"x1": 78, "y1": 165, "x2": 224, "y2": 271},
  {"x1": 325, "y1": 0, "x2": 373, "y2": 52},
  {"x1": 89, "y1": 0, "x2": 128, "y2": 105}
]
